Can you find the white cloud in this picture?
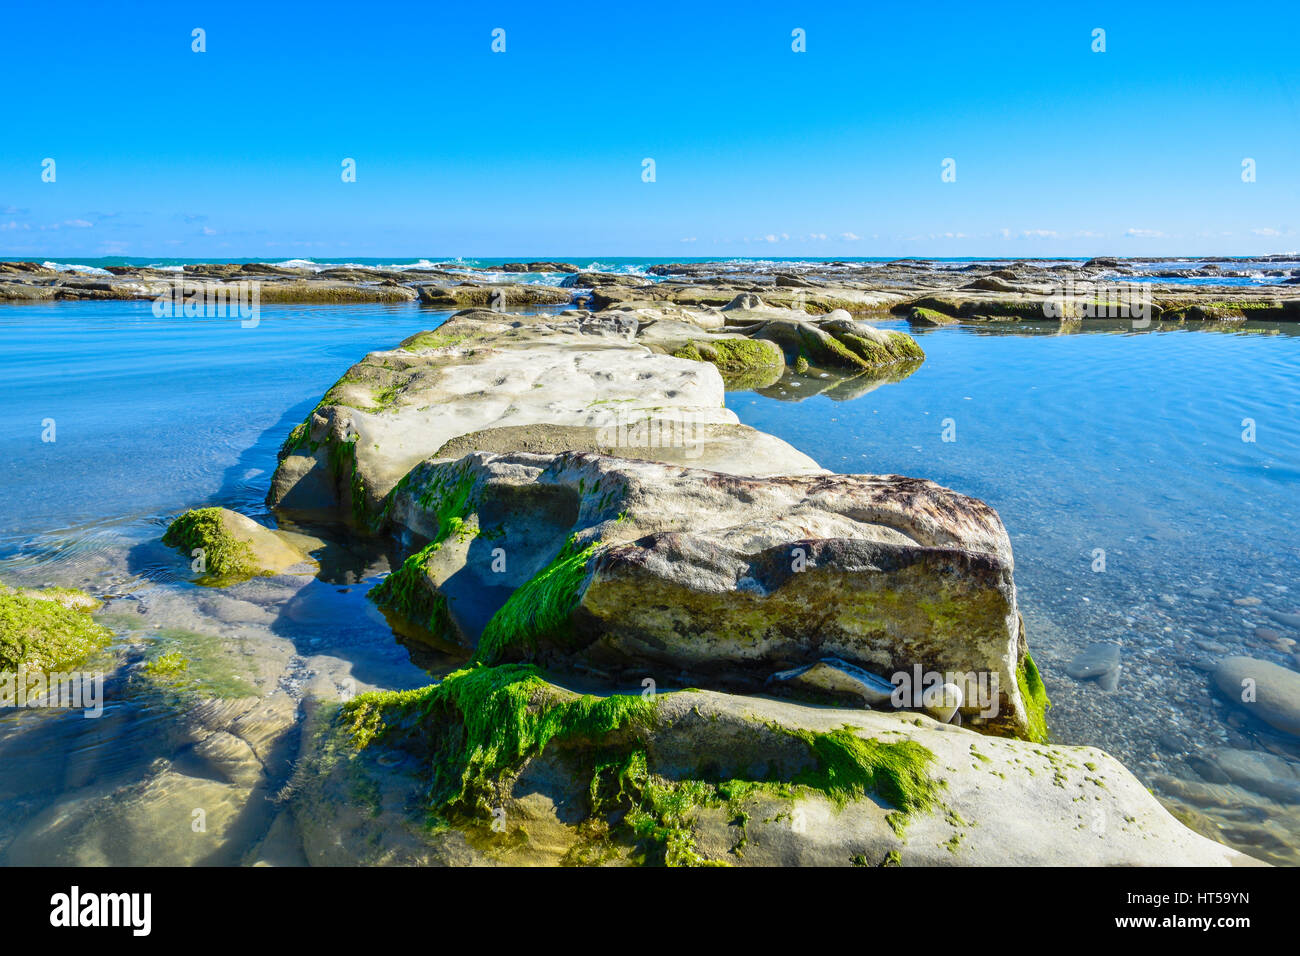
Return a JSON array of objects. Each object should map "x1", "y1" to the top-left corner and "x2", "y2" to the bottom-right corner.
[
  {"x1": 1252, "y1": 227, "x2": 1282, "y2": 237},
  {"x1": 808, "y1": 232, "x2": 827, "y2": 240},
  {"x1": 679, "y1": 236, "x2": 697, "y2": 243},
  {"x1": 64, "y1": 219, "x2": 93, "y2": 228},
  {"x1": 1020, "y1": 229, "x2": 1058, "y2": 239},
  {"x1": 1125, "y1": 228, "x2": 1166, "y2": 238},
  {"x1": 840, "y1": 232, "x2": 861, "y2": 241}
]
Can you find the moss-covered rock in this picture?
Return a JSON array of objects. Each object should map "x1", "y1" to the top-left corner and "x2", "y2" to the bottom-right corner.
[
  {"x1": 379, "y1": 450, "x2": 1037, "y2": 741},
  {"x1": 337, "y1": 664, "x2": 941, "y2": 865},
  {"x1": 298, "y1": 674, "x2": 1250, "y2": 866},
  {"x1": 369, "y1": 470, "x2": 478, "y2": 641},
  {"x1": 908, "y1": 306, "x2": 960, "y2": 327},
  {"x1": 751, "y1": 316, "x2": 924, "y2": 372},
  {"x1": 162, "y1": 507, "x2": 308, "y2": 585},
  {"x1": 670, "y1": 336, "x2": 785, "y2": 390},
  {"x1": 0, "y1": 585, "x2": 111, "y2": 672}
]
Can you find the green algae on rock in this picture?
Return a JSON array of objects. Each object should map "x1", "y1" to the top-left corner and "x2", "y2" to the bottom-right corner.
[
  {"x1": 474, "y1": 534, "x2": 601, "y2": 665},
  {"x1": 0, "y1": 585, "x2": 112, "y2": 672},
  {"x1": 162, "y1": 507, "x2": 308, "y2": 585},
  {"x1": 1016, "y1": 653, "x2": 1051, "y2": 744},
  {"x1": 336, "y1": 664, "x2": 943, "y2": 865},
  {"x1": 341, "y1": 664, "x2": 657, "y2": 816},
  {"x1": 670, "y1": 336, "x2": 784, "y2": 390},
  {"x1": 369, "y1": 470, "x2": 479, "y2": 640},
  {"x1": 310, "y1": 672, "x2": 1249, "y2": 866}
]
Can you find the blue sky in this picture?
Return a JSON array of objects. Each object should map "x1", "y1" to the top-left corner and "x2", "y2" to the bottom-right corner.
[{"x1": 2, "y1": 0, "x2": 1297, "y2": 258}]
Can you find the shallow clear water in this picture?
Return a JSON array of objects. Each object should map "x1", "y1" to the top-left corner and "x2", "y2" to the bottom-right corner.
[
  {"x1": 0, "y1": 301, "x2": 459, "y2": 865},
  {"x1": 2, "y1": 303, "x2": 1298, "y2": 864},
  {"x1": 730, "y1": 319, "x2": 1300, "y2": 863}
]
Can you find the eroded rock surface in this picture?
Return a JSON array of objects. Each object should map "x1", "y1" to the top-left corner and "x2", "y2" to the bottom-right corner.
[
  {"x1": 266, "y1": 307, "x2": 893, "y2": 520},
  {"x1": 373, "y1": 450, "x2": 1040, "y2": 738},
  {"x1": 290, "y1": 670, "x2": 1256, "y2": 866}
]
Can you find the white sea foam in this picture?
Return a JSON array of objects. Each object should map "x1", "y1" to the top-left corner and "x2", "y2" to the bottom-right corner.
[
  {"x1": 267, "y1": 258, "x2": 325, "y2": 271},
  {"x1": 41, "y1": 261, "x2": 112, "y2": 276}
]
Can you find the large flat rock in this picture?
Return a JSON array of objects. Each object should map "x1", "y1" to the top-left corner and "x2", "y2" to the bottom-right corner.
[{"x1": 268, "y1": 309, "x2": 828, "y2": 521}]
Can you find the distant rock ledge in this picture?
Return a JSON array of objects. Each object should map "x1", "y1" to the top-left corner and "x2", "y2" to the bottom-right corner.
[{"x1": 3, "y1": 258, "x2": 1298, "y2": 322}]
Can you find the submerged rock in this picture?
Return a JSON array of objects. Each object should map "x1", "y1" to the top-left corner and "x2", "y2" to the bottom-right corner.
[
  {"x1": 1188, "y1": 747, "x2": 1300, "y2": 804},
  {"x1": 1213, "y1": 656, "x2": 1300, "y2": 736},
  {"x1": 1066, "y1": 642, "x2": 1122, "y2": 691}
]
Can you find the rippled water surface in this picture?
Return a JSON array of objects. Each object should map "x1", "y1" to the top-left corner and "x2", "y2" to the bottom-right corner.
[
  {"x1": 730, "y1": 319, "x2": 1300, "y2": 864},
  {"x1": 0, "y1": 302, "x2": 456, "y2": 865},
  {"x1": 2, "y1": 303, "x2": 1298, "y2": 864}
]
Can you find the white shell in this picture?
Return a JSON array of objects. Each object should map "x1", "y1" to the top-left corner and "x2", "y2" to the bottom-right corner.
[{"x1": 922, "y1": 681, "x2": 964, "y2": 723}]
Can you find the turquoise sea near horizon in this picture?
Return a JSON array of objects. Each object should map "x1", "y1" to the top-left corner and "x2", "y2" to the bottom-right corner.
[
  {"x1": 16, "y1": 255, "x2": 1299, "y2": 289},
  {"x1": 1, "y1": 298, "x2": 1299, "y2": 865}
]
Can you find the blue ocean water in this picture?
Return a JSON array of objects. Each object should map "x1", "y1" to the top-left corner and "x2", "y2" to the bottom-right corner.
[
  {"x1": 21, "y1": 255, "x2": 1300, "y2": 287},
  {"x1": 0, "y1": 301, "x2": 438, "y2": 543}
]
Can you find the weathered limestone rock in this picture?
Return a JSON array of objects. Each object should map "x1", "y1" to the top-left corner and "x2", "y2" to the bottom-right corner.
[
  {"x1": 375, "y1": 450, "x2": 1040, "y2": 739},
  {"x1": 267, "y1": 309, "x2": 825, "y2": 521},
  {"x1": 291, "y1": 670, "x2": 1256, "y2": 866},
  {"x1": 412, "y1": 284, "x2": 571, "y2": 308}
]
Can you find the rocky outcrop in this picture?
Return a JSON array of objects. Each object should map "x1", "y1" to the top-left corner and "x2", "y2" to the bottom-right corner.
[
  {"x1": 497, "y1": 262, "x2": 579, "y2": 273},
  {"x1": 267, "y1": 308, "x2": 856, "y2": 521},
  {"x1": 288, "y1": 668, "x2": 1255, "y2": 866},
  {"x1": 560, "y1": 271, "x2": 652, "y2": 289},
  {"x1": 248, "y1": 265, "x2": 1274, "y2": 865},
  {"x1": 162, "y1": 507, "x2": 314, "y2": 585},
  {"x1": 373, "y1": 450, "x2": 1040, "y2": 739},
  {"x1": 6, "y1": 258, "x2": 1297, "y2": 317},
  {"x1": 412, "y1": 284, "x2": 571, "y2": 308}
]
